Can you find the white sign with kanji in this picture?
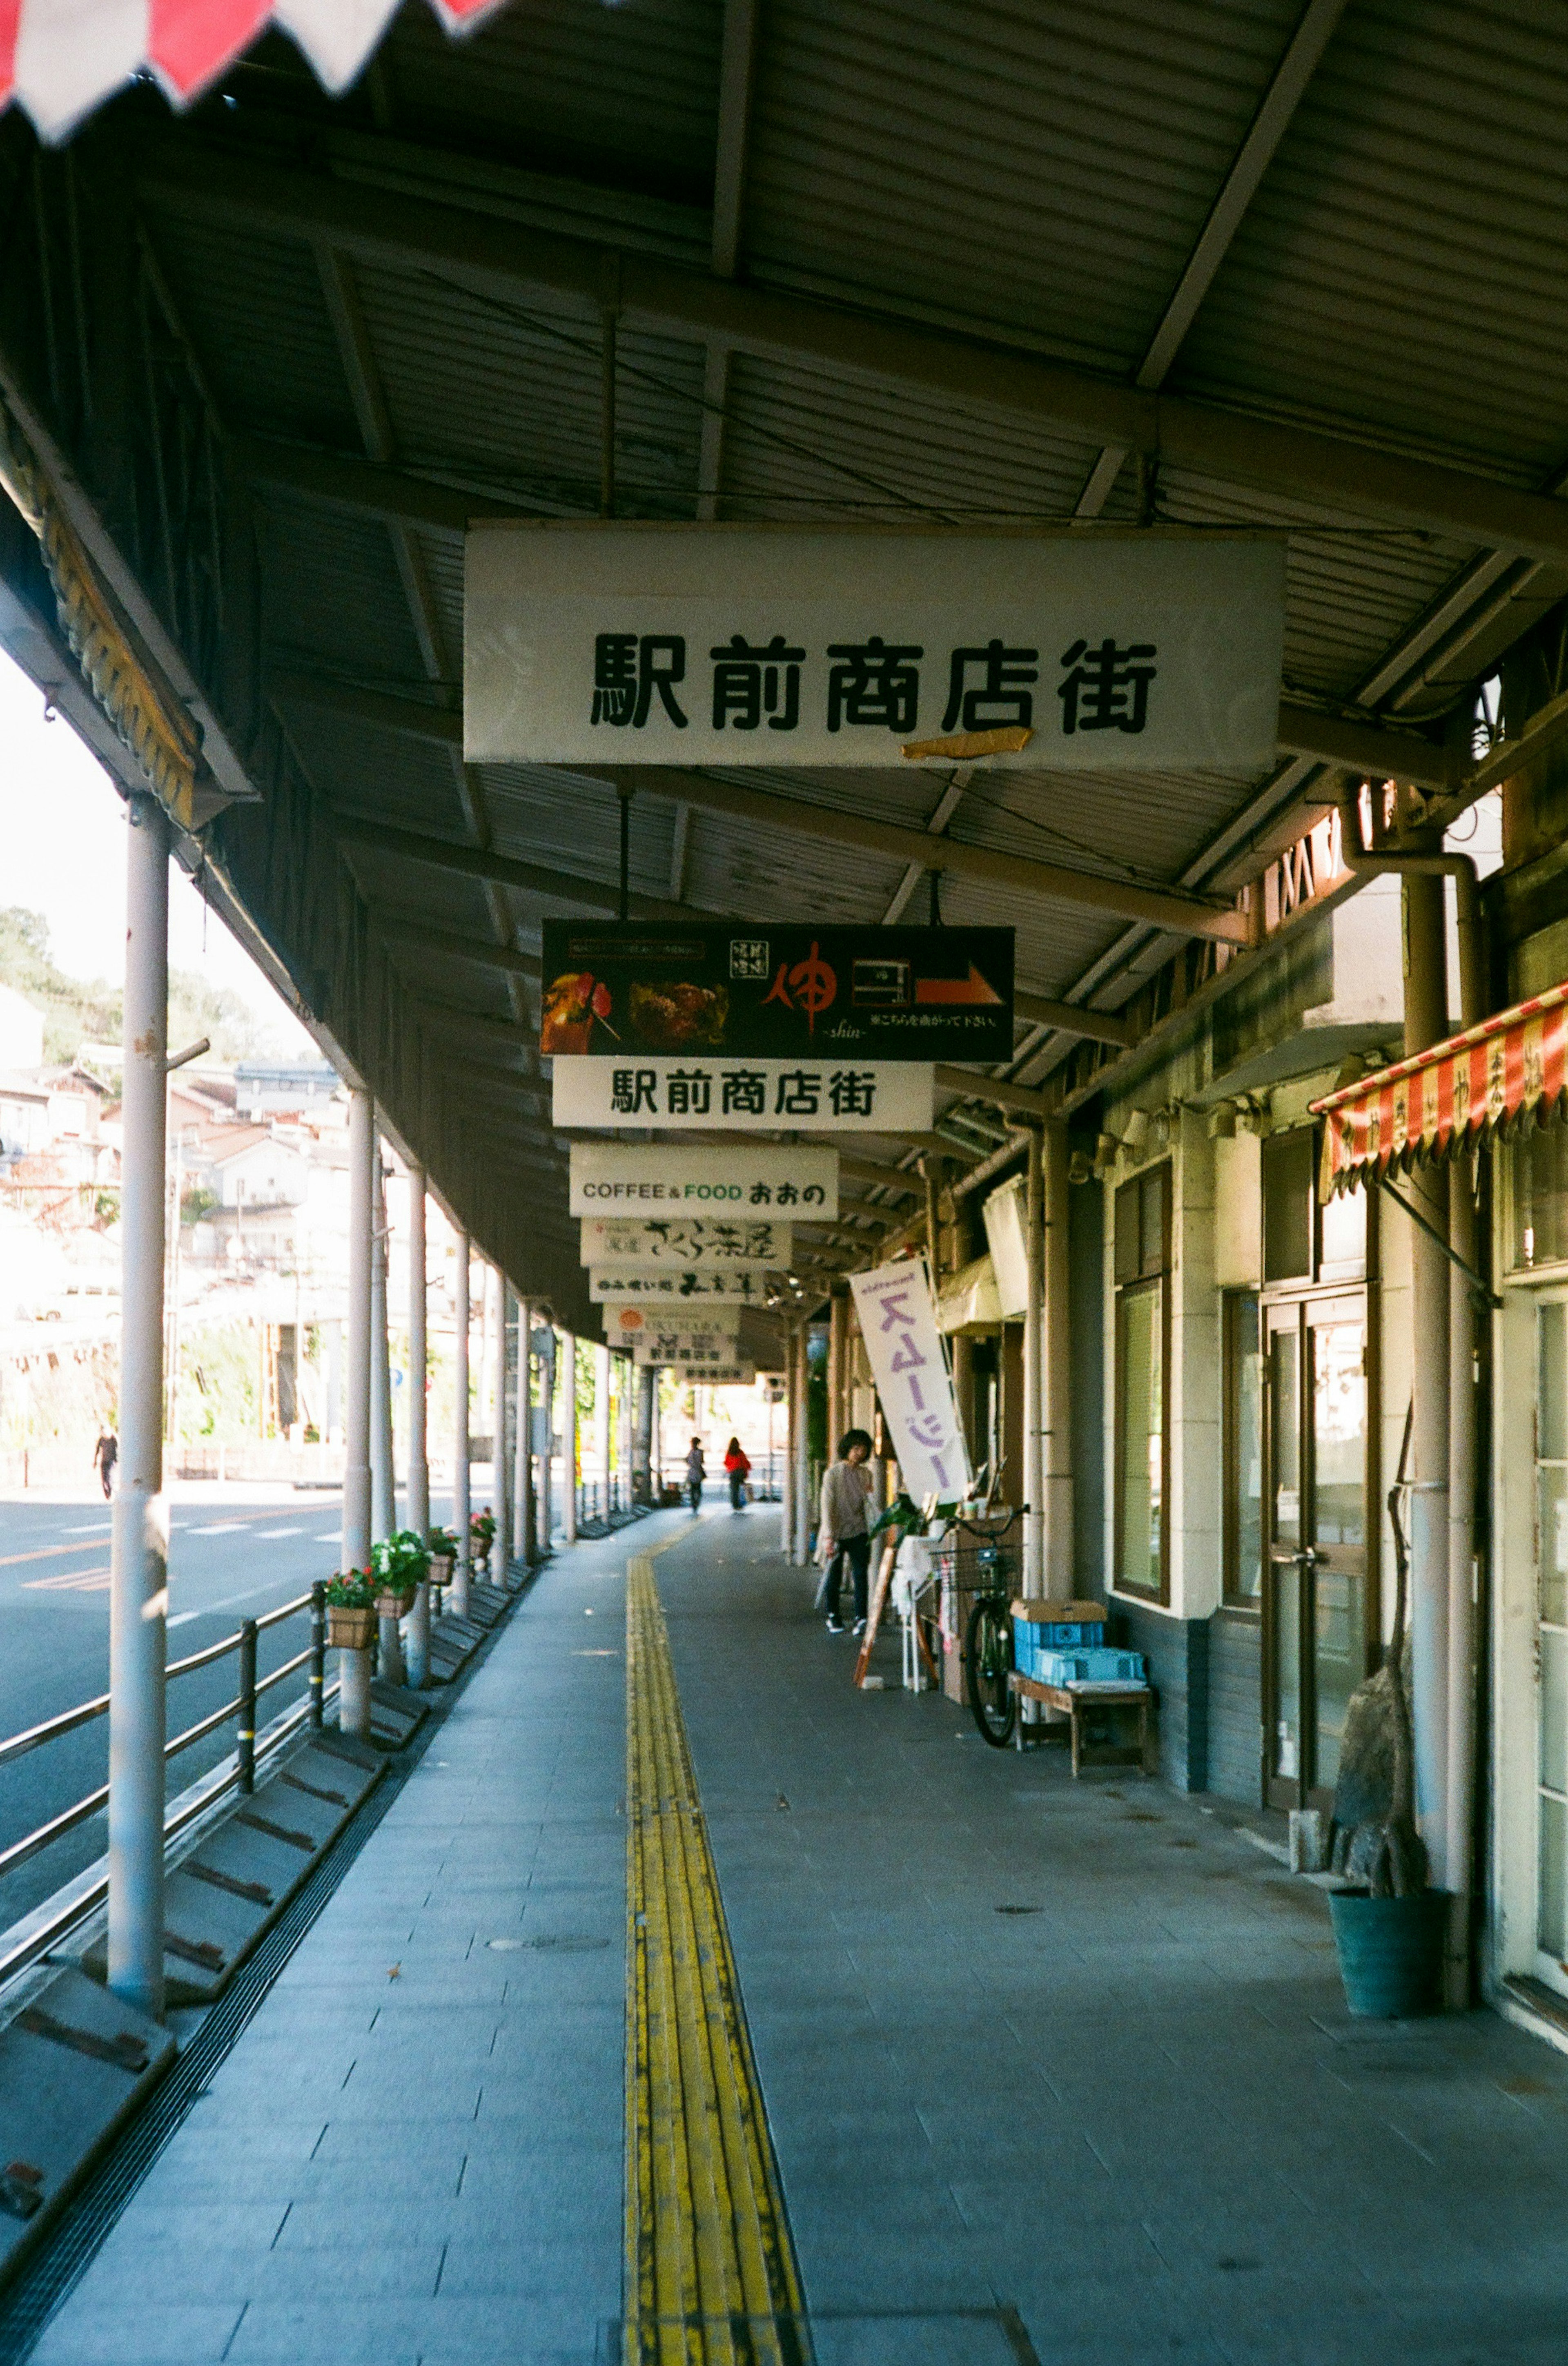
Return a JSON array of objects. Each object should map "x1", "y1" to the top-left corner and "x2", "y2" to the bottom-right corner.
[
  {"x1": 589, "y1": 1270, "x2": 771, "y2": 1302},
  {"x1": 466, "y1": 524, "x2": 1285, "y2": 772},
  {"x1": 608, "y1": 1303, "x2": 741, "y2": 1345},
  {"x1": 568, "y1": 1143, "x2": 838, "y2": 1218},
  {"x1": 580, "y1": 1218, "x2": 792, "y2": 1267},
  {"x1": 850, "y1": 1258, "x2": 972, "y2": 1503},
  {"x1": 554, "y1": 1056, "x2": 931, "y2": 1134}
]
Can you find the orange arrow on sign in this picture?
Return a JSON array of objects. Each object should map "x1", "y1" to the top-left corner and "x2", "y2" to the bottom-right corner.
[{"x1": 913, "y1": 964, "x2": 1004, "y2": 1007}]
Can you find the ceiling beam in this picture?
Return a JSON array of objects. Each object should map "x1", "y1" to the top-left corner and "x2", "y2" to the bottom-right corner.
[
  {"x1": 141, "y1": 149, "x2": 1568, "y2": 565},
  {"x1": 383, "y1": 918, "x2": 542, "y2": 977},
  {"x1": 333, "y1": 809, "x2": 694, "y2": 920},
  {"x1": 1076, "y1": 0, "x2": 1351, "y2": 516}
]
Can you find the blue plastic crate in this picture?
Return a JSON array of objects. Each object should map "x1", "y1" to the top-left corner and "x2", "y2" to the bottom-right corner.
[
  {"x1": 1011, "y1": 1617, "x2": 1105, "y2": 1676},
  {"x1": 1031, "y1": 1646, "x2": 1147, "y2": 1687}
]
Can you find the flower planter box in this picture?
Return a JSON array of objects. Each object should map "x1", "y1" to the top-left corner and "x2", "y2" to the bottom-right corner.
[
  {"x1": 429, "y1": 1554, "x2": 454, "y2": 1588},
  {"x1": 374, "y1": 1587, "x2": 417, "y2": 1619},
  {"x1": 327, "y1": 1605, "x2": 376, "y2": 1650}
]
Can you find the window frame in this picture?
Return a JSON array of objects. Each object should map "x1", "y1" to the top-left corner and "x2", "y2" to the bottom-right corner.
[
  {"x1": 1222, "y1": 1287, "x2": 1264, "y2": 1611},
  {"x1": 1112, "y1": 1162, "x2": 1172, "y2": 1606}
]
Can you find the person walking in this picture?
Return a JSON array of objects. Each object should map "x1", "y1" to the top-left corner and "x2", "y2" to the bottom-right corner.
[
  {"x1": 92, "y1": 1428, "x2": 118, "y2": 1500},
  {"x1": 816, "y1": 1428, "x2": 874, "y2": 1635},
  {"x1": 723, "y1": 1436, "x2": 751, "y2": 1512},
  {"x1": 684, "y1": 1436, "x2": 705, "y2": 1513}
]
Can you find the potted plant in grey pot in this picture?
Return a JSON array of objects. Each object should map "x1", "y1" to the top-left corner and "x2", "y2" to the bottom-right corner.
[{"x1": 1328, "y1": 1404, "x2": 1446, "y2": 2016}]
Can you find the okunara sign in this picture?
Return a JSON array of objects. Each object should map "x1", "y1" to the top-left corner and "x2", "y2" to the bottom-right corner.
[{"x1": 850, "y1": 1259, "x2": 971, "y2": 1503}]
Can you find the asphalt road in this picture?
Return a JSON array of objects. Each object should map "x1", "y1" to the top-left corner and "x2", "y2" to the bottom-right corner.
[{"x1": 0, "y1": 1484, "x2": 460, "y2": 1933}]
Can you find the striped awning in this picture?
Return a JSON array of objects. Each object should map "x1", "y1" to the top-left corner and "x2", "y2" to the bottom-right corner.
[
  {"x1": 1311, "y1": 981, "x2": 1568, "y2": 1198},
  {"x1": 1, "y1": 0, "x2": 503, "y2": 143}
]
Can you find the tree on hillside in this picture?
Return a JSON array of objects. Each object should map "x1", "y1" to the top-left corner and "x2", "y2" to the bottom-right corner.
[{"x1": 0, "y1": 907, "x2": 299, "y2": 1067}]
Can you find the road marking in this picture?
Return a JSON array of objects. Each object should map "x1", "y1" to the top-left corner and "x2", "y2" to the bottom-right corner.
[
  {"x1": 22, "y1": 1568, "x2": 110, "y2": 1592},
  {"x1": 252, "y1": 1526, "x2": 304, "y2": 1539},
  {"x1": 314, "y1": 1532, "x2": 340, "y2": 1543},
  {"x1": 185, "y1": 1522, "x2": 251, "y2": 1536},
  {"x1": 624, "y1": 1548, "x2": 811, "y2": 2366},
  {"x1": 0, "y1": 1541, "x2": 112, "y2": 1568},
  {"x1": 61, "y1": 1522, "x2": 110, "y2": 1534}
]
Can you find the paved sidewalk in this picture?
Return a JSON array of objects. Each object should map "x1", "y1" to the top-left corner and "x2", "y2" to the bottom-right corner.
[
  {"x1": 31, "y1": 1508, "x2": 1568, "y2": 2364},
  {"x1": 32, "y1": 1517, "x2": 646, "y2": 2366}
]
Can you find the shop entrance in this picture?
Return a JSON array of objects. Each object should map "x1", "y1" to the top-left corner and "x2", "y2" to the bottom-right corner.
[
  {"x1": 1532, "y1": 1294, "x2": 1568, "y2": 1995},
  {"x1": 1263, "y1": 1293, "x2": 1370, "y2": 1811}
]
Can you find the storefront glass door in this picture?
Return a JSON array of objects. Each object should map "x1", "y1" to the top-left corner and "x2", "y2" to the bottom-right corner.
[
  {"x1": 1534, "y1": 1294, "x2": 1568, "y2": 1991},
  {"x1": 1264, "y1": 1295, "x2": 1370, "y2": 1810}
]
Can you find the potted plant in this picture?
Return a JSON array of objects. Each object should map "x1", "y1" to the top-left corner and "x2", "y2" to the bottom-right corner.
[
  {"x1": 427, "y1": 1525, "x2": 459, "y2": 1589},
  {"x1": 371, "y1": 1530, "x2": 430, "y2": 1618},
  {"x1": 324, "y1": 1568, "x2": 376, "y2": 1651},
  {"x1": 470, "y1": 1508, "x2": 496, "y2": 1571},
  {"x1": 1327, "y1": 1405, "x2": 1446, "y2": 2016}
]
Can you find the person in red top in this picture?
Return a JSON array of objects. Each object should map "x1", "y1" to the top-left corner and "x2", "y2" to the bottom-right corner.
[{"x1": 723, "y1": 1436, "x2": 751, "y2": 1512}]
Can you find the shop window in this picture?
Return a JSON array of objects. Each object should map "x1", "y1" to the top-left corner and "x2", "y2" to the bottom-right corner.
[
  {"x1": 1263, "y1": 1126, "x2": 1366, "y2": 1286},
  {"x1": 1223, "y1": 1291, "x2": 1264, "y2": 1606},
  {"x1": 1114, "y1": 1164, "x2": 1170, "y2": 1602},
  {"x1": 1513, "y1": 1120, "x2": 1568, "y2": 1272}
]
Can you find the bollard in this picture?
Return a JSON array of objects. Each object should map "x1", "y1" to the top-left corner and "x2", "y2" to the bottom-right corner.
[
  {"x1": 340, "y1": 1645, "x2": 372, "y2": 1739},
  {"x1": 237, "y1": 1619, "x2": 257, "y2": 1794},
  {"x1": 406, "y1": 1579, "x2": 430, "y2": 1689},
  {"x1": 308, "y1": 1583, "x2": 325, "y2": 1730}
]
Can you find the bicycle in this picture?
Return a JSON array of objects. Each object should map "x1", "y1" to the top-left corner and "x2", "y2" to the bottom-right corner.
[{"x1": 951, "y1": 1507, "x2": 1022, "y2": 1748}]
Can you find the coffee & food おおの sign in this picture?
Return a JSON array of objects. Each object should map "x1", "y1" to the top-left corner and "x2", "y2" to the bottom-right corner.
[
  {"x1": 850, "y1": 1260, "x2": 972, "y2": 1503},
  {"x1": 579, "y1": 1218, "x2": 791, "y2": 1268},
  {"x1": 568, "y1": 1144, "x2": 839, "y2": 1220},
  {"x1": 466, "y1": 524, "x2": 1285, "y2": 773},
  {"x1": 541, "y1": 923, "x2": 1012, "y2": 1064},
  {"x1": 553, "y1": 1055, "x2": 933, "y2": 1134}
]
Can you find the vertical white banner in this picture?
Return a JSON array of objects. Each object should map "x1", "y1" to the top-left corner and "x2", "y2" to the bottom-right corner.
[{"x1": 850, "y1": 1259, "x2": 971, "y2": 1502}]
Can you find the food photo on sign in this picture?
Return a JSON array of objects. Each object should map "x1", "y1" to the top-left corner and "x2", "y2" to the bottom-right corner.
[{"x1": 540, "y1": 921, "x2": 1013, "y2": 1063}]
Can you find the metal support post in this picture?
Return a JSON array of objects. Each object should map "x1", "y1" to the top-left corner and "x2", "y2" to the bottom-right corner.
[
  {"x1": 1042, "y1": 1117, "x2": 1074, "y2": 1586},
  {"x1": 492, "y1": 1269, "x2": 511, "y2": 1580},
  {"x1": 452, "y1": 1231, "x2": 471, "y2": 1617},
  {"x1": 597, "y1": 1343, "x2": 612, "y2": 1519},
  {"x1": 405, "y1": 1166, "x2": 430, "y2": 1687},
  {"x1": 564, "y1": 1331, "x2": 579, "y2": 1543},
  {"x1": 781, "y1": 1331, "x2": 796, "y2": 1554},
  {"x1": 1022, "y1": 1124, "x2": 1046, "y2": 1594},
  {"x1": 309, "y1": 1582, "x2": 325, "y2": 1728},
  {"x1": 516, "y1": 1297, "x2": 533, "y2": 1568},
  {"x1": 1403, "y1": 871, "x2": 1451, "y2": 1882},
  {"x1": 370, "y1": 1156, "x2": 395, "y2": 1545},
  {"x1": 540, "y1": 1329, "x2": 556, "y2": 1549},
  {"x1": 237, "y1": 1619, "x2": 257, "y2": 1794},
  {"x1": 793, "y1": 1327, "x2": 811, "y2": 1564},
  {"x1": 108, "y1": 793, "x2": 169, "y2": 2018},
  {"x1": 340, "y1": 1088, "x2": 374, "y2": 1737}
]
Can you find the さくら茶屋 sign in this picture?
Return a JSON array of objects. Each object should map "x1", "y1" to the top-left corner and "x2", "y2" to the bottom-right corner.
[{"x1": 465, "y1": 524, "x2": 1285, "y2": 773}]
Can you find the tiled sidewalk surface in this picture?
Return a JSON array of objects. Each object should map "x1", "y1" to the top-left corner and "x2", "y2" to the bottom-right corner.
[{"x1": 33, "y1": 1508, "x2": 1568, "y2": 2365}]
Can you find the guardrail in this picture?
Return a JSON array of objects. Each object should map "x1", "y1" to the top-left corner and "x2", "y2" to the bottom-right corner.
[{"x1": 0, "y1": 1583, "x2": 332, "y2": 1979}]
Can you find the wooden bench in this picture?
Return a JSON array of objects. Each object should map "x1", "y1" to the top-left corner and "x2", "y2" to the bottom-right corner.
[{"x1": 1008, "y1": 1672, "x2": 1154, "y2": 1776}]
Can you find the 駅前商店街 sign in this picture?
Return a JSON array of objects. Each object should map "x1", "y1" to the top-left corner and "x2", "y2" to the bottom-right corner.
[
  {"x1": 466, "y1": 524, "x2": 1285, "y2": 774},
  {"x1": 552, "y1": 1055, "x2": 933, "y2": 1134}
]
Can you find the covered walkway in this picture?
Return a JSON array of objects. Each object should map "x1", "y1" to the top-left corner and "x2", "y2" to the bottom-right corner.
[{"x1": 33, "y1": 1511, "x2": 1568, "y2": 2366}]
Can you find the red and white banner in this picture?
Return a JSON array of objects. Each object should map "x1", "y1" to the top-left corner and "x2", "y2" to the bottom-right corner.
[
  {"x1": 1312, "y1": 979, "x2": 1568, "y2": 1197},
  {"x1": 1, "y1": 0, "x2": 506, "y2": 142}
]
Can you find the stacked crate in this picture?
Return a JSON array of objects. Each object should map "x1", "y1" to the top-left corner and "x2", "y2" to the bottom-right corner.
[{"x1": 1009, "y1": 1599, "x2": 1145, "y2": 1687}]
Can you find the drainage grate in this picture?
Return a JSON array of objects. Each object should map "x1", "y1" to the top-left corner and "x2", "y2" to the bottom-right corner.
[{"x1": 0, "y1": 1585, "x2": 516, "y2": 2366}]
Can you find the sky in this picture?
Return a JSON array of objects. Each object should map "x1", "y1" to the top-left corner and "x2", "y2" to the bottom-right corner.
[{"x1": 0, "y1": 649, "x2": 316, "y2": 1056}]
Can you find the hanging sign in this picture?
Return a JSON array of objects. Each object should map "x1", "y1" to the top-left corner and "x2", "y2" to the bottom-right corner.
[
  {"x1": 609, "y1": 1303, "x2": 741, "y2": 1344},
  {"x1": 553, "y1": 1056, "x2": 933, "y2": 1134},
  {"x1": 465, "y1": 524, "x2": 1285, "y2": 773},
  {"x1": 850, "y1": 1259, "x2": 972, "y2": 1501},
  {"x1": 664, "y1": 1365, "x2": 758, "y2": 1385},
  {"x1": 569, "y1": 1142, "x2": 838, "y2": 1218},
  {"x1": 589, "y1": 1270, "x2": 771, "y2": 1303},
  {"x1": 541, "y1": 922, "x2": 1013, "y2": 1062},
  {"x1": 580, "y1": 1217, "x2": 792, "y2": 1267}
]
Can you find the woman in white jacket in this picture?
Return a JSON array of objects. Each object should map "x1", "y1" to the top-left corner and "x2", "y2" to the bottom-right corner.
[{"x1": 816, "y1": 1429, "x2": 874, "y2": 1634}]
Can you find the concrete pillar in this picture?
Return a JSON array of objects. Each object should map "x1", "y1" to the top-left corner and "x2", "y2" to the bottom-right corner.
[
  {"x1": 371, "y1": 1156, "x2": 403, "y2": 1687},
  {"x1": 451, "y1": 1231, "x2": 471, "y2": 1618},
  {"x1": 405, "y1": 1167, "x2": 430, "y2": 1688},
  {"x1": 793, "y1": 1326, "x2": 811, "y2": 1564},
  {"x1": 341, "y1": 1088, "x2": 374, "y2": 1737},
  {"x1": 1042, "y1": 1118, "x2": 1074, "y2": 1587},
  {"x1": 108, "y1": 794, "x2": 169, "y2": 2018},
  {"x1": 1403, "y1": 870, "x2": 1451, "y2": 1880},
  {"x1": 516, "y1": 1298, "x2": 535, "y2": 1566},
  {"x1": 563, "y1": 1329, "x2": 579, "y2": 1543},
  {"x1": 1022, "y1": 1124, "x2": 1046, "y2": 1594},
  {"x1": 492, "y1": 1269, "x2": 511, "y2": 1580}
]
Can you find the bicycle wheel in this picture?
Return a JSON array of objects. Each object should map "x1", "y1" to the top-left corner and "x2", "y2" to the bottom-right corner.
[{"x1": 965, "y1": 1595, "x2": 1015, "y2": 1748}]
